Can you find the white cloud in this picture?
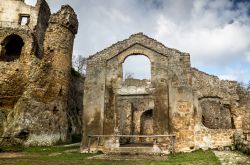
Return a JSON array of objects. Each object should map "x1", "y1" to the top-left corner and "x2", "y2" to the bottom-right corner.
[
  {"x1": 218, "y1": 68, "x2": 249, "y2": 83},
  {"x1": 22, "y1": 0, "x2": 250, "y2": 83},
  {"x1": 246, "y1": 51, "x2": 250, "y2": 63},
  {"x1": 154, "y1": 0, "x2": 250, "y2": 66}
]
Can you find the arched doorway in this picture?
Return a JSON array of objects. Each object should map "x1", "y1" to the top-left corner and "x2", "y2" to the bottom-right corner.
[{"x1": 0, "y1": 34, "x2": 24, "y2": 62}]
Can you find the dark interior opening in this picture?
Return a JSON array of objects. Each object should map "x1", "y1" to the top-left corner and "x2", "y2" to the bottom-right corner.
[
  {"x1": 0, "y1": 35, "x2": 24, "y2": 62},
  {"x1": 16, "y1": 129, "x2": 29, "y2": 141}
]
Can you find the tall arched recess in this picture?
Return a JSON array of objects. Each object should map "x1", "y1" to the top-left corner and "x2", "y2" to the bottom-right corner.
[
  {"x1": 122, "y1": 54, "x2": 151, "y2": 80},
  {"x1": 0, "y1": 34, "x2": 24, "y2": 62}
]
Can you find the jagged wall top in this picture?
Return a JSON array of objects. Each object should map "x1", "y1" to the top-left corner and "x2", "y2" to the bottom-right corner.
[
  {"x1": 87, "y1": 33, "x2": 190, "y2": 62},
  {"x1": 49, "y1": 5, "x2": 78, "y2": 34}
]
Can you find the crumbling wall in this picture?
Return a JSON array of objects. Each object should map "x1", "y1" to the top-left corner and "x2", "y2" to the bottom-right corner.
[
  {"x1": 169, "y1": 86, "x2": 195, "y2": 151},
  {"x1": 0, "y1": 0, "x2": 39, "y2": 29},
  {"x1": 237, "y1": 87, "x2": 250, "y2": 131},
  {"x1": 0, "y1": 0, "x2": 51, "y2": 58},
  {"x1": 82, "y1": 33, "x2": 250, "y2": 153},
  {"x1": 192, "y1": 68, "x2": 240, "y2": 129},
  {"x1": 82, "y1": 33, "x2": 194, "y2": 153},
  {"x1": 192, "y1": 68, "x2": 239, "y2": 100},
  {"x1": 195, "y1": 128, "x2": 235, "y2": 149},
  {"x1": 116, "y1": 94, "x2": 154, "y2": 144},
  {"x1": 199, "y1": 97, "x2": 233, "y2": 129},
  {"x1": 0, "y1": 28, "x2": 35, "y2": 137},
  {"x1": 191, "y1": 68, "x2": 250, "y2": 150},
  {"x1": 0, "y1": 4, "x2": 80, "y2": 146},
  {"x1": 34, "y1": 0, "x2": 51, "y2": 57},
  {"x1": 235, "y1": 131, "x2": 250, "y2": 155}
]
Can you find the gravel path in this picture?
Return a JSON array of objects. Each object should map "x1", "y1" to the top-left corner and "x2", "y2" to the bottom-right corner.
[{"x1": 213, "y1": 150, "x2": 250, "y2": 165}]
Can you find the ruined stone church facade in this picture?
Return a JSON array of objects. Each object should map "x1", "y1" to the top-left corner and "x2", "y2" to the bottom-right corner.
[
  {"x1": 81, "y1": 33, "x2": 250, "y2": 153},
  {"x1": 0, "y1": 0, "x2": 249, "y2": 154}
]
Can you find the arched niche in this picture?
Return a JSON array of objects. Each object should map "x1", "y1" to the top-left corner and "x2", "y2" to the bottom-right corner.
[{"x1": 0, "y1": 34, "x2": 24, "y2": 62}]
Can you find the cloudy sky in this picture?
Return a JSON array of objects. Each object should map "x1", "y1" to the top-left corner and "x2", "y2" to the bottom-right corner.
[{"x1": 25, "y1": 0, "x2": 250, "y2": 83}]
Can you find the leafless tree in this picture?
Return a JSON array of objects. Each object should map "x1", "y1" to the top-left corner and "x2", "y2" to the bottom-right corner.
[
  {"x1": 124, "y1": 72, "x2": 134, "y2": 79},
  {"x1": 247, "y1": 80, "x2": 250, "y2": 91},
  {"x1": 72, "y1": 54, "x2": 87, "y2": 75}
]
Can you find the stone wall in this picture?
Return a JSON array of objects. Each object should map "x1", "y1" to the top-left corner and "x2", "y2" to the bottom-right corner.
[
  {"x1": 0, "y1": 3, "x2": 81, "y2": 146},
  {"x1": 34, "y1": 0, "x2": 51, "y2": 57},
  {"x1": 237, "y1": 87, "x2": 250, "y2": 131},
  {"x1": 0, "y1": 0, "x2": 39, "y2": 29},
  {"x1": 235, "y1": 131, "x2": 250, "y2": 155},
  {"x1": 116, "y1": 95, "x2": 154, "y2": 144},
  {"x1": 82, "y1": 33, "x2": 250, "y2": 153},
  {"x1": 0, "y1": 0, "x2": 51, "y2": 58},
  {"x1": 194, "y1": 127, "x2": 235, "y2": 149},
  {"x1": 0, "y1": 28, "x2": 35, "y2": 138},
  {"x1": 169, "y1": 86, "x2": 195, "y2": 151},
  {"x1": 192, "y1": 68, "x2": 239, "y2": 101},
  {"x1": 82, "y1": 33, "x2": 192, "y2": 149},
  {"x1": 199, "y1": 97, "x2": 233, "y2": 129},
  {"x1": 1, "y1": 1, "x2": 249, "y2": 152}
]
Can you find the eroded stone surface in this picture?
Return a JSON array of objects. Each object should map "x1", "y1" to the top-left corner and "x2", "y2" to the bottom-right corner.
[{"x1": 0, "y1": 0, "x2": 82, "y2": 146}]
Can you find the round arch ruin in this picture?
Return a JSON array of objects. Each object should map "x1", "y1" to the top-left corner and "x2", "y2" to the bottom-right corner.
[{"x1": 0, "y1": 34, "x2": 24, "y2": 62}]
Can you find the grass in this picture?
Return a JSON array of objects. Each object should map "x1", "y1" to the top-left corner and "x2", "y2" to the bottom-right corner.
[
  {"x1": 167, "y1": 149, "x2": 221, "y2": 164},
  {"x1": 0, "y1": 145, "x2": 221, "y2": 165}
]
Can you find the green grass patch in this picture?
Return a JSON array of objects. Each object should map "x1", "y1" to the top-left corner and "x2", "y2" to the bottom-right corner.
[
  {"x1": 0, "y1": 145, "x2": 221, "y2": 165},
  {"x1": 0, "y1": 145, "x2": 24, "y2": 152},
  {"x1": 166, "y1": 149, "x2": 221, "y2": 164}
]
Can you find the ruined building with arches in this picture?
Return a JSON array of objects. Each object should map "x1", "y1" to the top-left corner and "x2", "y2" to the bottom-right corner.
[
  {"x1": 0, "y1": 0, "x2": 249, "y2": 154},
  {"x1": 81, "y1": 33, "x2": 250, "y2": 153}
]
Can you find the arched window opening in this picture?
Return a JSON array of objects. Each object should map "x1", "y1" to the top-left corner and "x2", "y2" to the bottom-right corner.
[
  {"x1": 0, "y1": 35, "x2": 24, "y2": 62},
  {"x1": 122, "y1": 55, "x2": 151, "y2": 80}
]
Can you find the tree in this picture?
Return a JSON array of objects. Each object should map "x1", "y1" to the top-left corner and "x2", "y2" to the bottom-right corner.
[
  {"x1": 247, "y1": 80, "x2": 250, "y2": 91},
  {"x1": 124, "y1": 72, "x2": 134, "y2": 79},
  {"x1": 72, "y1": 54, "x2": 87, "y2": 75}
]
